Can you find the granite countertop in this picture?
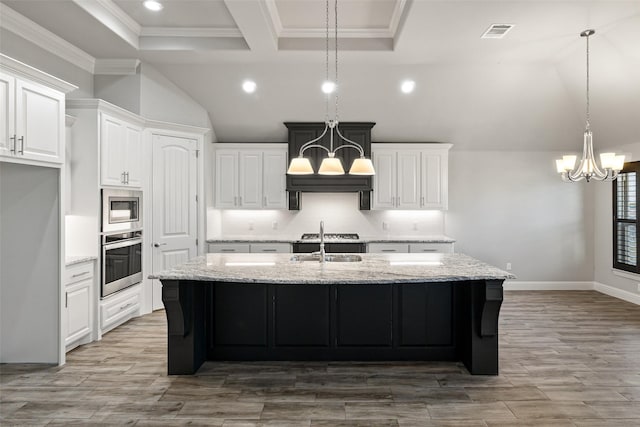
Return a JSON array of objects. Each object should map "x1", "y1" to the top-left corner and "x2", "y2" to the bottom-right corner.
[
  {"x1": 207, "y1": 235, "x2": 456, "y2": 244},
  {"x1": 65, "y1": 255, "x2": 98, "y2": 266},
  {"x1": 149, "y1": 253, "x2": 514, "y2": 284}
]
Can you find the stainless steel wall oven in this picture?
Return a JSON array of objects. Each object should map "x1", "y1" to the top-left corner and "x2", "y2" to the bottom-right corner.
[{"x1": 102, "y1": 231, "x2": 142, "y2": 297}]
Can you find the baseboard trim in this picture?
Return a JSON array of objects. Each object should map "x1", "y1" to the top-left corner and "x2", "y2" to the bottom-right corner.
[
  {"x1": 503, "y1": 281, "x2": 594, "y2": 291},
  {"x1": 593, "y1": 282, "x2": 640, "y2": 306}
]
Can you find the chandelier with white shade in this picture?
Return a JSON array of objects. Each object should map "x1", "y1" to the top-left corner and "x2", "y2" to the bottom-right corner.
[
  {"x1": 556, "y1": 29, "x2": 625, "y2": 182},
  {"x1": 287, "y1": 0, "x2": 375, "y2": 176}
]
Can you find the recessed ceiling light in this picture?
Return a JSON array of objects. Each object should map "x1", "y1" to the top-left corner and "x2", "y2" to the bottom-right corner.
[
  {"x1": 143, "y1": 0, "x2": 163, "y2": 12},
  {"x1": 321, "y1": 81, "x2": 336, "y2": 94},
  {"x1": 242, "y1": 80, "x2": 257, "y2": 93},
  {"x1": 401, "y1": 80, "x2": 415, "y2": 94}
]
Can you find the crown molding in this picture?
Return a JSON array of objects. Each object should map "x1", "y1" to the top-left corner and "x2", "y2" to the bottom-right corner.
[
  {"x1": 66, "y1": 99, "x2": 145, "y2": 125},
  {"x1": 140, "y1": 27, "x2": 243, "y2": 38},
  {"x1": 0, "y1": 4, "x2": 96, "y2": 74},
  {"x1": 279, "y1": 28, "x2": 393, "y2": 39},
  {"x1": 263, "y1": 0, "x2": 283, "y2": 37},
  {"x1": 72, "y1": 0, "x2": 141, "y2": 49},
  {"x1": 388, "y1": 0, "x2": 409, "y2": 37},
  {"x1": 145, "y1": 119, "x2": 210, "y2": 135},
  {"x1": 94, "y1": 58, "x2": 141, "y2": 75},
  {"x1": 0, "y1": 54, "x2": 78, "y2": 93},
  {"x1": 65, "y1": 114, "x2": 77, "y2": 127}
]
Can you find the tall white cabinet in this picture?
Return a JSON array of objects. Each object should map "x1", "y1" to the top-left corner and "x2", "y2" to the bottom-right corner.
[
  {"x1": 372, "y1": 143, "x2": 451, "y2": 210},
  {"x1": 0, "y1": 55, "x2": 76, "y2": 365},
  {"x1": 101, "y1": 113, "x2": 142, "y2": 187},
  {"x1": 215, "y1": 144, "x2": 287, "y2": 209}
]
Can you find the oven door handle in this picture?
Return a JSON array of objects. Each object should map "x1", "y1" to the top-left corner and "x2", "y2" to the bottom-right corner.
[{"x1": 104, "y1": 238, "x2": 143, "y2": 251}]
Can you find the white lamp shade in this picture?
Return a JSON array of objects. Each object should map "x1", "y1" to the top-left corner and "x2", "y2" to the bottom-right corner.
[
  {"x1": 349, "y1": 158, "x2": 375, "y2": 175},
  {"x1": 562, "y1": 155, "x2": 577, "y2": 171},
  {"x1": 318, "y1": 157, "x2": 345, "y2": 175},
  {"x1": 612, "y1": 155, "x2": 626, "y2": 171},
  {"x1": 287, "y1": 157, "x2": 314, "y2": 175},
  {"x1": 600, "y1": 152, "x2": 616, "y2": 169}
]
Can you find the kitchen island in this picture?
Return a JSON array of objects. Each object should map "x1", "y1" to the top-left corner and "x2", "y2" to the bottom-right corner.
[{"x1": 151, "y1": 253, "x2": 514, "y2": 376}]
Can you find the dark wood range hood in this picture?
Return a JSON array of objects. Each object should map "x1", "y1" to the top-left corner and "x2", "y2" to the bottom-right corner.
[{"x1": 285, "y1": 122, "x2": 375, "y2": 210}]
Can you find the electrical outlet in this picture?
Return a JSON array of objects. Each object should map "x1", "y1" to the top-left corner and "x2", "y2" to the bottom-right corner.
[
  {"x1": 382, "y1": 222, "x2": 389, "y2": 231},
  {"x1": 272, "y1": 221, "x2": 278, "y2": 230},
  {"x1": 506, "y1": 263, "x2": 512, "y2": 271},
  {"x1": 248, "y1": 221, "x2": 254, "y2": 231}
]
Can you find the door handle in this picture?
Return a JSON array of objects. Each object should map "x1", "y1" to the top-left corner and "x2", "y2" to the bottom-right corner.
[
  {"x1": 263, "y1": 196, "x2": 267, "y2": 207},
  {"x1": 125, "y1": 171, "x2": 129, "y2": 184},
  {"x1": 121, "y1": 172, "x2": 125, "y2": 184},
  {"x1": 9, "y1": 135, "x2": 16, "y2": 153},
  {"x1": 238, "y1": 196, "x2": 242, "y2": 206},
  {"x1": 421, "y1": 196, "x2": 425, "y2": 207},
  {"x1": 153, "y1": 243, "x2": 167, "y2": 248},
  {"x1": 18, "y1": 136, "x2": 24, "y2": 155}
]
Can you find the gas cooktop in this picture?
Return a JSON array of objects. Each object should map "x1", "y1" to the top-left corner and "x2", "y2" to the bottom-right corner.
[{"x1": 300, "y1": 233, "x2": 360, "y2": 240}]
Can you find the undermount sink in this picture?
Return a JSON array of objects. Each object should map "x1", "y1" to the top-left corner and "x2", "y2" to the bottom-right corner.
[{"x1": 290, "y1": 254, "x2": 362, "y2": 263}]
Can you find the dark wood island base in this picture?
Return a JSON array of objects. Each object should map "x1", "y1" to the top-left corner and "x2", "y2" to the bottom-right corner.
[{"x1": 161, "y1": 279, "x2": 504, "y2": 376}]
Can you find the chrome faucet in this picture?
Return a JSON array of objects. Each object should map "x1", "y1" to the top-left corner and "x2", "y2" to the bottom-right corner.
[{"x1": 319, "y1": 220, "x2": 326, "y2": 262}]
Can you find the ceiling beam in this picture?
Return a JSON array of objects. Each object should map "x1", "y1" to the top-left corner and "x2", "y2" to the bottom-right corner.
[
  {"x1": 72, "y1": 0, "x2": 141, "y2": 49},
  {"x1": 224, "y1": 0, "x2": 278, "y2": 52}
]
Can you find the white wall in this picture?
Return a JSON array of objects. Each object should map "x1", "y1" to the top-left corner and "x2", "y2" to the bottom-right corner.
[
  {"x1": 594, "y1": 141, "x2": 640, "y2": 295},
  {"x1": 94, "y1": 73, "x2": 141, "y2": 115},
  {"x1": 446, "y1": 150, "x2": 593, "y2": 281},
  {"x1": 0, "y1": 29, "x2": 93, "y2": 98},
  {"x1": 0, "y1": 163, "x2": 60, "y2": 363},
  {"x1": 210, "y1": 192, "x2": 446, "y2": 240}
]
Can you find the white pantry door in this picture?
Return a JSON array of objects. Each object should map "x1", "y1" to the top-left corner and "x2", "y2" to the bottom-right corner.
[{"x1": 151, "y1": 134, "x2": 198, "y2": 310}]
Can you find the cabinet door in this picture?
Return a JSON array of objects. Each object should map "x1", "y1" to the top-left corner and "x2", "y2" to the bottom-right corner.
[
  {"x1": 274, "y1": 285, "x2": 330, "y2": 346},
  {"x1": 398, "y1": 283, "x2": 452, "y2": 346},
  {"x1": 213, "y1": 283, "x2": 268, "y2": 346},
  {"x1": 66, "y1": 280, "x2": 91, "y2": 345},
  {"x1": 397, "y1": 151, "x2": 421, "y2": 209},
  {"x1": 100, "y1": 114, "x2": 126, "y2": 186},
  {"x1": 238, "y1": 150, "x2": 263, "y2": 208},
  {"x1": 336, "y1": 285, "x2": 392, "y2": 346},
  {"x1": 124, "y1": 125, "x2": 142, "y2": 187},
  {"x1": 0, "y1": 71, "x2": 15, "y2": 158},
  {"x1": 263, "y1": 149, "x2": 287, "y2": 209},
  {"x1": 372, "y1": 150, "x2": 396, "y2": 209},
  {"x1": 214, "y1": 149, "x2": 239, "y2": 208},
  {"x1": 15, "y1": 79, "x2": 64, "y2": 164},
  {"x1": 422, "y1": 152, "x2": 447, "y2": 209}
]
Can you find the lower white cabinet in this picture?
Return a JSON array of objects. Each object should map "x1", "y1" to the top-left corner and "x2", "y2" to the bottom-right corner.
[
  {"x1": 208, "y1": 242, "x2": 291, "y2": 253},
  {"x1": 368, "y1": 242, "x2": 454, "y2": 253},
  {"x1": 100, "y1": 284, "x2": 141, "y2": 334},
  {"x1": 64, "y1": 260, "x2": 94, "y2": 351}
]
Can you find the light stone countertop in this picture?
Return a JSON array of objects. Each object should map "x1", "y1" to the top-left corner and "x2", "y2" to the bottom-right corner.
[
  {"x1": 206, "y1": 235, "x2": 455, "y2": 244},
  {"x1": 65, "y1": 255, "x2": 97, "y2": 266},
  {"x1": 149, "y1": 252, "x2": 514, "y2": 284}
]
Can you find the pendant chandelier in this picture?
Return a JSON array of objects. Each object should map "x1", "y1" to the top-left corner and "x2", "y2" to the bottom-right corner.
[
  {"x1": 287, "y1": 0, "x2": 375, "y2": 176},
  {"x1": 556, "y1": 29, "x2": 624, "y2": 182}
]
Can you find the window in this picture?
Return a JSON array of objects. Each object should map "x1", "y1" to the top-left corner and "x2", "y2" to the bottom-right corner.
[{"x1": 613, "y1": 161, "x2": 640, "y2": 273}]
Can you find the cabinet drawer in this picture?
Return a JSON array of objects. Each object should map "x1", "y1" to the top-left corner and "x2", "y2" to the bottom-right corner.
[
  {"x1": 208, "y1": 243, "x2": 251, "y2": 253},
  {"x1": 409, "y1": 243, "x2": 453, "y2": 253},
  {"x1": 250, "y1": 243, "x2": 291, "y2": 253},
  {"x1": 64, "y1": 261, "x2": 94, "y2": 285},
  {"x1": 101, "y1": 290, "x2": 140, "y2": 330},
  {"x1": 368, "y1": 243, "x2": 409, "y2": 253}
]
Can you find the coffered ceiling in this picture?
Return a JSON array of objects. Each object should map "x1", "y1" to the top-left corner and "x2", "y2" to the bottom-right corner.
[{"x1": 1, "y1": 0, "x2": 639, "y2": 150}]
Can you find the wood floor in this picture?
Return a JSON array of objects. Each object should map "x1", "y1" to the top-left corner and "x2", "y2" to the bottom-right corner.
[{"x1": 2, "y1": 290, "x2": 640, "y2": 426}]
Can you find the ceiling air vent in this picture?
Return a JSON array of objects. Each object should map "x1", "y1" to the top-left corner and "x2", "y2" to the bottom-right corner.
[{"x1": 481, "y1": 24, "x2": 515, "y2": 39}]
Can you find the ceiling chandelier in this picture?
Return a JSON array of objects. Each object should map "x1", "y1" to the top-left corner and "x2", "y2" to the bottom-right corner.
[
  {"x1": 287, "y1": 0, "x2": 375, "y2": 176},
  {"x1": 556, "y1": 29, "x2": 624, "y2": 182}
]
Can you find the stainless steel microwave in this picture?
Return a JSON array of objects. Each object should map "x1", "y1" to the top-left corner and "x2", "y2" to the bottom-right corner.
[{"x1": 101, "y1": 189, "x2": 142, "y2": 233}]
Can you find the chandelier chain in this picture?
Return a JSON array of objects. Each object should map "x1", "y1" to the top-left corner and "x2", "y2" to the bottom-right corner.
[
  {"x1": 586, "y1": 32, "x2": 590, "y2": 129},
  {"x1": 334, "y1": 0, "x2": 339, "y2": 121},
  {"x1": 325, "y1": 0, "x2": 329, "y2": 121}
]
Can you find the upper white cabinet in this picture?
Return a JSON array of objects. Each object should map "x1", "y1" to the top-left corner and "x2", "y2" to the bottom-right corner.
[
  {"x1": 215, "y1": 144, "x2": 287, "y2": 209},
  {"x1": 101, "y1": 113, "x2": 142, "y2": 187},
  {"x1": 0, "y1": 56, "x2": 75, "y2": 166},
  {"x1": 372, "y1": 144, "x2": 451, "y2": 210}
]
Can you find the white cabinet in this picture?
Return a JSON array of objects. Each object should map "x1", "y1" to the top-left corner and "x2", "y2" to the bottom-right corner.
[
  {"x1": 368, "y1": 242, "x2": 454, "y2": 253},
  {"x1": 100, "y1": 113, "x2": 142, "y2": 187},
  {"x1": 0, "y1": 65, "x2": 70, "y2": 166},
  {"x1": 100, "y1": 284, "x2": 141, "y2": 334},
  {"x1": 64, "y1": 260, "x2": 95, "y2": 351},
  {"x1": 215, "y1": 144, "x2": 287, "y2": 209},
  {"x1": 208, "y1": 242, "x2": 291, "y2": 253},
  {"x1": 372, "y1": 144, "x2": 451, "y2": 210}
]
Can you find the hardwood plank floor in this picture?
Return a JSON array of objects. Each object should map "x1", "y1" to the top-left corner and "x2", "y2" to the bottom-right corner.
[{"x1": 1, "y1": 290, "x2": 639, "y2": 426}]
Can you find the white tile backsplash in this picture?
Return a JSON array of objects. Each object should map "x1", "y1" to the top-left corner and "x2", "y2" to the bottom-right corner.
[{"x1": 208, "y1": 193, "x2": 445, "y2": 239}]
